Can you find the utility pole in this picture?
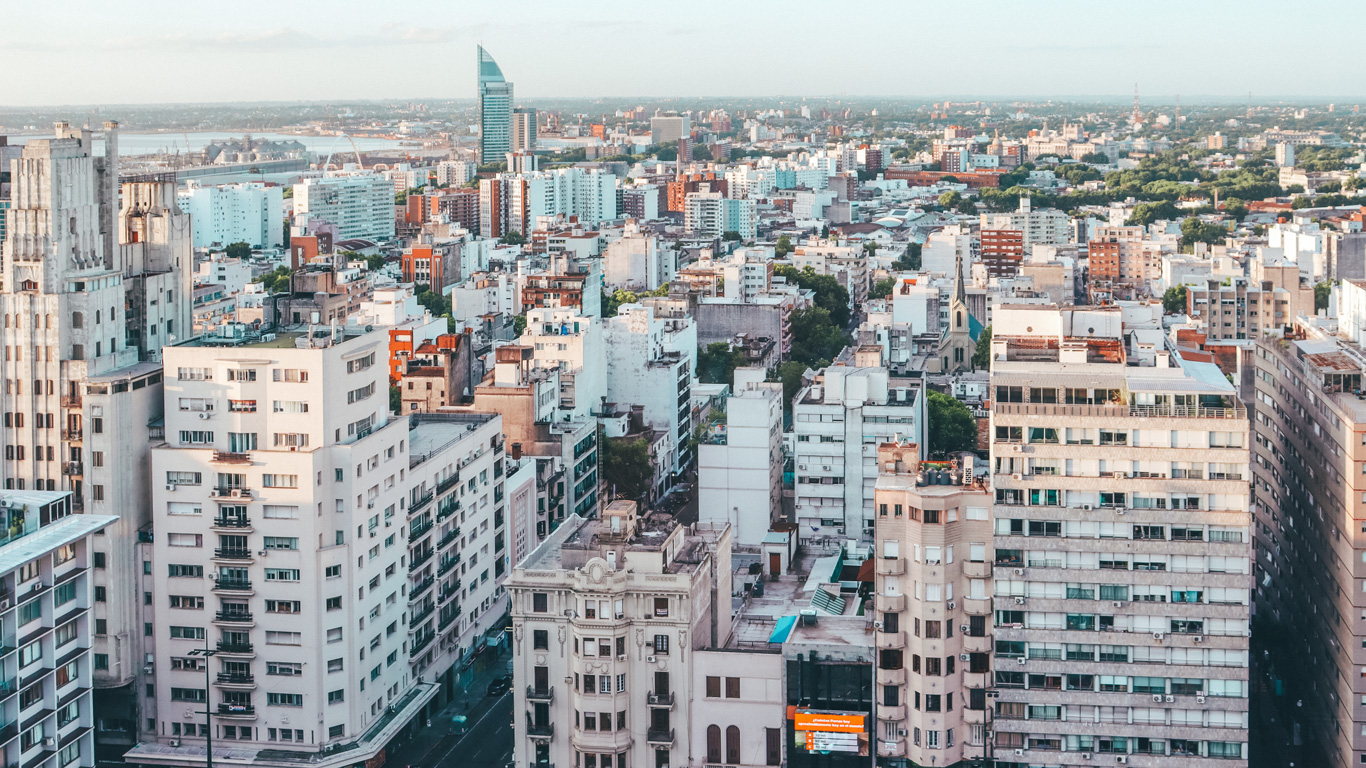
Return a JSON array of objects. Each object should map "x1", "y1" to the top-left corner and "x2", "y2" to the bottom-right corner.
[{"x1": 189, "y1": 643, "x2": 219, "y2": 768}]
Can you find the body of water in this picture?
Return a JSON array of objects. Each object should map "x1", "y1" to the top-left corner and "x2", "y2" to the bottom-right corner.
[{"x1": 5, "y1": 131, "x2": 412, "y2": 156}]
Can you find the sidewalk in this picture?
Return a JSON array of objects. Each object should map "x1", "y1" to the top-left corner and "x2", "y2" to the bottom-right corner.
[{"x1": 382, "y1": 643, "x2": 512, "y2": 768}]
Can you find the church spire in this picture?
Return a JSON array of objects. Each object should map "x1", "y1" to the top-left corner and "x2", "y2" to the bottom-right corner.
[{"x1": 953, "y1": 248, "x2": 966, "y2": 304}]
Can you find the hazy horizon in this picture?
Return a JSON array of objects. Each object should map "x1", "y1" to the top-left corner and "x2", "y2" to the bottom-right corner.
[{"x1": 7, "y1": 0, "x2": 1365, "y2": 107}]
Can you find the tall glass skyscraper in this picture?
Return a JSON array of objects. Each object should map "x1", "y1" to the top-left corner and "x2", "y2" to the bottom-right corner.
[{"x1": 477, "y1": 45, "x2": 514, "y2": 163}]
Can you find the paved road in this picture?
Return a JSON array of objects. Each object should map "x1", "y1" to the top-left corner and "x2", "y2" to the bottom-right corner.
[{"x1": 426, "y1": 692, "x2": 513, "y2": 768}]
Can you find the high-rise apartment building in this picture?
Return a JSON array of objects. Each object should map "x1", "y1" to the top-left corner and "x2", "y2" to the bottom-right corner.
[
  {"x1": 872, "y1": 442, "x2": 993, "y2": 765},
  {"x1": 683, "y1": 193, "x2": 755, "y2": 240},
  {"x1": 989, "y1": 305, "x2": 1250, "y2": 765},
  {"x1": 511, "y1": 108, "x2": 538, "y2": 153},
  {"x1": 0, "y1": 491, "x2": 115, "y2": 768},
  {"x1": 1245, "y1": 295, "x2": 1366, "y2": 767},
  {"x1": 2, "y1": 122, "x2": 193, "y2": 752},
  {"x1": 178, "y1": 182, "x2": 284, "y2": 250},
  {"x1": 478, "y1": 46, "x2": 514, "y2": 163},
  {"x1": 129, "y1": 325, "x2": 511, "y2": 768},
  {"x1": 292, "y1": 175, "x2": 396, "y2": 242},
  {"x1": 979, "y1": 197, "x2": 1069, "y2": 249},
  {"x1": 792, "y1": 353, "x2": 925, "y2": 544},
  {"x1": 480, "y1": 169, "x2": 617, "y2": 237},
  {"x1": 649, "y1": 115, "x2": 689, "y2": 147},
  {"x1": 505, "y1": 502, "x2": 732, "y2": 768}
]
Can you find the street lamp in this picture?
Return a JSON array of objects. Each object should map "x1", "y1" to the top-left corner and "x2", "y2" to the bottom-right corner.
[{"x1": 188, "y1": 643, "x2": 219, "y2": 768}]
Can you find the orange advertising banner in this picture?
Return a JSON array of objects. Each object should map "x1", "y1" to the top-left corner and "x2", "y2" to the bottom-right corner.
[{"x1": 793, "y1": 711, "x2": 865, "y2": 733}]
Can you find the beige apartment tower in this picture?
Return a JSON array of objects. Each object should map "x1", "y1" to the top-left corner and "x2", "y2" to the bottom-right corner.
[{"x1": 873, "y1": 442, "x2": 993, "y2": 765}]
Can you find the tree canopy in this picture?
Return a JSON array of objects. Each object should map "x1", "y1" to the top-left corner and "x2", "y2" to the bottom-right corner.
[
  {"x1": 601, "y1": 434, "x2": 653, "y2": 501},
  {"x1": 972, "y1": 325, "x2": 993, "y2": 370},
  {"x1": 1316, "y1": 281, "x2": 1334, "y2": 312},
  {"x1": 224, "y1": 242, "x2": 251, "y2": 260},
  {"x1": 498, "y1": 231, "x2": 526, "y2": 246},
  {"x1": 254, "y1": 266, "x2": 293, "y2": 294},
  {"x1": 774, "y1": 264, "x2": 851, "y2": 327},
  {"x1": 1179, "y1": 218, "x2": 1227, "y2": 249},
  {"x1": 1162, "y1": 285, "x2": 1189, "y2": 315},
  {"x1": 775, "y1": 235, "x2": 793, "y2": 257},
  {"x1": 927, "y1": 391, "x2": 977, "y2": 457},
  {"x1": 892, "y1": 242, "x2": 922, "y2": 271},
  {"x1": 697, "y1": 342, "x2": 746, "y2": 385},
  {"x1": 787, "y1": 306, "x2": 850, "y2": 368},
  {"x1": 869, "y1": 278, "x2": 895, "y2": 300}
]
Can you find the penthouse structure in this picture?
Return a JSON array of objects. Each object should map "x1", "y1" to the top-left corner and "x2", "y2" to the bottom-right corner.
[{"x1": 989, "y1": 305, "x2": 1251, "y2": 765}]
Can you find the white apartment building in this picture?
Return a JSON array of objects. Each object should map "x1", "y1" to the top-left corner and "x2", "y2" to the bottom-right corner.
[
  {"x1": 684, "y1": 193, "x2": 756, "y2": 240},
  {"x1": 506, "y1": 502, "x2": 731, "y2": 768},
  {"x1": 649, "y1": 115, "x2": 690, "y2": 146},
  {"x1": 435, "y1": 161, "x2": 477, "y2": 187},
  {"x1": 988, "y1": 305, "x2": 1251, "y2": 765},
  {"x1": 791, "y1": 239, "x2": 870, "y2": 306},
  {"x1": 130, "y1": 325, "x2": 511, "y2": 768},
  {"x1": 178, "y1": 182, "x2": 284, "y2": 250},
  {"x1": 792, "y1": 355, "x2": 926, "y2": 544},
  {"x1": 521, "y1": 308, "x2": 606, "y2": 423},
  {"x1": 872, "y1": 442, "x2": 993, "y2": 765},
  {"x1": 2, "y1": 123, "x2": 193, "y2": 744},
  {"x1": 0, "y1": 491, "x2": 115, "y2": 768},
  {"x1": 921, "y1": 225, "x2": 977, "y2": 281},
  {"x1": 602, "y1": 223, "x2": 675, "y2": 291},
  {"x1": 980, "y1": 197, "x2": 1070, "y2": 249},
  {"x1": 293, "y1": 175, "x2": 396, "y2": 243},
  {"x1": 603, "y1": 305, "x2": 697, "y2": 474},
  {"x1": 697, "y1": 381, "x2": 783, "y2": 546},
  {"x1": 482, "y1": 169, "x2": 618, "y2": 237}
]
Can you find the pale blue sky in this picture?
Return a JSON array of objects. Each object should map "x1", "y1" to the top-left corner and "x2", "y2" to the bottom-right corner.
[{"x1": 4, "y1": 0, "x2": 1363, "y2": 106}]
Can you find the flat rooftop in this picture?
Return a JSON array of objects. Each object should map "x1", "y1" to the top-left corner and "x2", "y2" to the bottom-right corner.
[
  {"x1": 408, "y1": 413, "x2": 498, "y2": 468},
  {"x1": 179, "y1": 323, "x2": 376, "y2": 349},
  {"x1": 729, "y1": 550, "x2": 872, "y2": 651}
]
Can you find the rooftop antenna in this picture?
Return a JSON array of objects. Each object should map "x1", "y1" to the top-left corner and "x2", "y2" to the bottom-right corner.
[{"x1": 1132, "y1": 83, "x2": 1141, "y2": 123}]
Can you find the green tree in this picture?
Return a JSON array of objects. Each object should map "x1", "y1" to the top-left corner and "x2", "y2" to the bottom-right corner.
[
  {"x1": 776, "y1": 361, "x2": 808, "y2": 411},
  {"x1": 972, "y1": 325, "x2": 993, "y2": 370},
  {"x1": 938, "y1": 190, "x2": 963, "y2": 209},
  {"x1": 395, "y1": 190, "x2": 407, "y2": 205},
  {"x1": 1291, "y1": 195, "x2": 1313, "y2": 210},
  {"x1": 863, "y1": 242, "x2": 879, "y2": 258},
  {"x1": 1179, "y1": 218, "x2": 1227, "y2": 249},
  {"x1": 601, "y1": 434, "x2": 653, "y2": 501},
  {"x1": 1080, "y1": 152, "x2": 1109, "y2": 164},
  {"x1": 1162, "y1": 285, "x2": 1189, "y2": 315},
  {"x1": 513, "y1": 314, "x2": 528, "y2": 336},
  {"x1": 773, "y1": 265, "x2": 851, "y2": 327},
  {"x1": 414, "y1": 284, "x2": 451, "y2": 318},
  {"x1": 254, "y1": 266, "x2": 293, "y2": 293},
  {"x1": 722, "y1": 231, "x2": 742, "y2": 242},
  {"x1": 787, "y1": 307, "x2": 851, "y2": 367},
  {"x1": 869, "y1": 278, "x2": 895, "y2": 300},
  {"x1": 893, "y1": 242, "x2": 922, "y2": 271},
  {"x1": 499, "y1": 231, "x2": 526, "y2": 246},
  {"x1": 926, "y1": 391, "x2": 977, "y2": 457},
  {"x1": 697, "y1": 342, "x2": 746, "y2": 385},
  {"x1": 775, "y1": 235, "x2": 793, "y2": 256},
  {"x1": 364, "y1": 253, "x2": 386, "y2": 272},
  {"x1": 389, "y1": 385, "x2": 401, "y2": 414},
  {"x1": 691, "y1": 144, "x2": 713, "y2": 161},
  {"x1": 1316, "y1": 281, "x2": 1334, "y2": 312},
  {"x1": 225, "y1": 242, "x2": 251, "y2": 260},
  {"x1": 281, "y1": 222, "x2": 291, "y2": 249}
]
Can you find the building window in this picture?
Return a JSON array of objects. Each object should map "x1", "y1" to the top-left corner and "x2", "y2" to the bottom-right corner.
[
  {"x1": 532, "y1": 593, "x2": 548, "y2": 612},
  {"x1": 726, "y1": 677, "x2": 740, "y2": 698},
  {"x1": 726, "y1": 726, "x2": 741, "y2": 764}
]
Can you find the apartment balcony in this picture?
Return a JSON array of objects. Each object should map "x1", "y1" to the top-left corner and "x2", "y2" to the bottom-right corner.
[
  {"x1": 646, "y1": 692, "x2": 675, "y2": 709},
  {"x1": 410, "y1": 633, "x2": 435, "y2": 657},
  {"x1": 438, "y1": 554, "x2": 460, "y2": 575},
  {"x1": 212, "y1": 516, "x2": 252, "y2": 529},
  {"x1": 409, "y1": 519, "x2": 433, "y2": 542},
  {"x1": 438, "y1": 607, "x2": 461, "y2": 631},
  {"x1": 877, "y1": 738, "x2": 904, "y2": 758},
  {"x1": 645, "y1": 728, "x2": 674, "y2": 746},
  {"x1": 215, "y1": 641, "x2": 254, "y2": 655},
  {"x1": 525, "y1": 686, "x2": 554, "y2": 704},
  {"x1": 213, "y1": 611, "x2": 254, "y2": 624},
  {"x1": 215, "y1": 673, "x2": 255, "y2": 687},
  {"x1": 212, "y1": 578, "x2": 252, "y2": 592},
  {"x1": 964, "y1": 560, "x2": 992, "y2": 578},
  {"x1": 408, "y1": 549, "x2": 433, "y2": 572},
  {"x1": 436, "y1": 473, "x2": 461, "y2": 495},
  {"x1": 60, "y1": 462, "x2": 82, "y2": 476},
  {"x1": 874, "y1": 557, "x2": 906, "y2": 576},
  {"x1": 439, "y1": 582, "x2": 461, "y2": 603},
  {"x1": 527, "y1": 722, "x2": 554, "y2": 741},
  {"x1": 437, "y1": 529, "x2": 460, "y2": 549},
  {"x1": 216, "y1": 704, "x2": 255, "y2": 717},
  {"x1": 879, "y1": 594, "x2": 906, "y2": 612},
  {"x1": 209, "y1": 487, "x2": 253, "y2": 500},
  {"x1": 962, "y1": 597, "x2": 992, "y2": 616},
  {"x1": 411, "y1": 605, "x2": 435, "y2": 626},
  {"x1": 878, "y1": 703, "x2": 906, "y2": 721},
  {"x1": 411, "y1": 492, "x2": 435, "y2": 513},
  {"x1": 211, "y1": 451, "x2": 252, "y2": 465},
  {"x1": 60, "y1": 395, "x2": 81, "y2": 408},
  {"x1": 409, "y1": 576, "x2": 435, "y2": 600},
  {"x1": 876, "y1": 630, "x2": 906, "y2": 650},
  {"x1": 60, "y1": 428, "x2": 82, "y2": 441},
  {"x1": 213, "y1": 547, "x2": 253, "y2": 560},
  {"x1": 963, "y1": 634, "x2": 991, "y2": 654}
]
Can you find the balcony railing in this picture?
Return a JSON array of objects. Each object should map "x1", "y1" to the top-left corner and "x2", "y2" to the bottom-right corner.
[
  {"x1": 438, "y1": 529, "x2": 460, "y2": 549},
  {"x1": 411, "y1": 605, "x2": 434, "y2": 625},
  {"x1": 409, "y1": 519, "x2": 433, "y2": 541},
  {"x1": 215, "y1": 641, "x2": 254, "y2": 654},
  {"x1": 436, "y1": 474, "x2": 461, "y2": 494},
  {"x1": 526, "y1": 686, "x2": 554, "y2": 703},
  {"x1": 646, "y1": 727, "x2": 675, "y2": 745},
  {"x1": 214, "y1": 548, "x2": 252, "y2": 560},
  {"x1": 438, "y1": 554, "x2": 460, "y2": 575},
  {"x1": 61, "y1": 428, "x2": 82, "y2": 441},
  {"x1": 216, "y1": 673, "x2": 255, "y2": 685},
  {"x1": 61, "y1": 462, "x2": 83, "y2": 476},
  {"x1": 527, "y1": 723, "x2": 554, "y2": 739},
  {"x1": 647, "y1": 692, "x2": 675, "y2": 708},
  {"x1": 408, "y1": 550, "x2": 433, "y2": 572},
  {"x1": 214, "y1": 611, "x2": 253, "y2": 623},
  {"x1": 210, "y1": 487, "x2": 253, "y2": 500},
  {"x1": 60, "y1": 395, "x2": 81, "y2": 408},
  {"x1": 211, "y1": 451, "x2": 252, "y2": 464},
  {"x1": 409, "y1": 576, "x2": 435, "y2": 598},
  {"x1": 213, "y1": 578, "x2": 252, "y2": 591},
  {"x1": 216, "y1": 703, "x2": 255, "y2": 716},
  {"x1": 212, "y1": 516, "x2": 252, "y2": 528},
  {"x1": 411, "y1": 492, "x2": 435, "y2": 513},
  {"x1": 410, "y1": 633, "x2": 435, "y2": 656}
]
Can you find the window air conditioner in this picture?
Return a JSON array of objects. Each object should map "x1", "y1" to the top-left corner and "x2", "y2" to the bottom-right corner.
[
  {"x1": 1011, "y1": 445, "x2": 1023, "y2": 453},
  {"x1": 960, "y1": 625, "x2": 969, "y2": 634},
  {"x1": 946, "y1": 601, "x2": 955, "y2": 610},
  {"x1": 1011, "y1": 473, "x2": 1023, "y2": 481},
  {"x1": 1196, "y1": 695, "x2": 1207, "y2": 704},
  {"x1": 1013, "y1": 568, "x2": 1025, "y2": 576},
  {"x1": 1164, "y1": 695, "x2": 1174, "y2": 703},
  {"x1": 1014, "y1": 749, "x2": 1024, "y2": 756},
  {"x1": 1152, "y1": 694, "x2": 1163, "y2": 703},
  {"x1": 1016, "y1": 656, "x2": 1026, "y2": 665},
  {"x1": 1014, "y1": 597, "x2": 1025, "y2": 605},
  {"x1": 959, "y1": 653, "x2": 970, "y2": 661},
  {"x1": 646, "y1": 656, "x2": 657, "y2": 663}
]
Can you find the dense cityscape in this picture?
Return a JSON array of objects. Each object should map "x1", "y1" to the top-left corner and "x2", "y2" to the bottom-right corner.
[{"x1": 4, "y1": 12, "x2": 1366, "y2": 768}]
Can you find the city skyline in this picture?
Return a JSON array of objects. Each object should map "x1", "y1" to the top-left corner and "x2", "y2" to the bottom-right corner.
[{"x1": 6, "y1": 0, "x2": 1366, "y2": 106}]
